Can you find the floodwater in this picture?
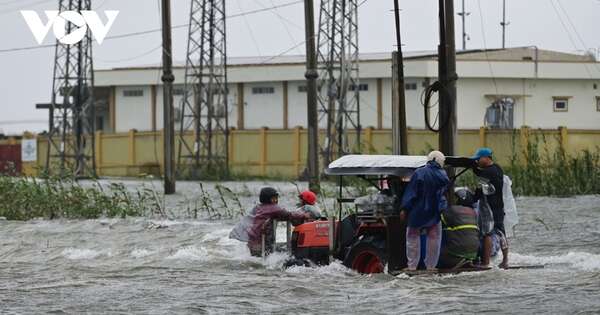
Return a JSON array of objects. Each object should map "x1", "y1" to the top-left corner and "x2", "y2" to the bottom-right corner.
[{"x1": 1, "y1": 181, "x2": 599, "y2": 314}]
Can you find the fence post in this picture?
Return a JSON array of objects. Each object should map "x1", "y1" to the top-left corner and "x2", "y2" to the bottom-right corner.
[
  {"x1": 520, "y1": 126, "x2": 530, "y2": 165},
  {"x1": 95, "y1": 130, "x2": 102, "y2": 176},
  {"x1": 293, "y1": 127, "x2": 301, "y2": 176},
  {"x1": 228, "y1": 129, "x2": 235, "y2": 171},
  {"x1": 128, "y1": 129, "x2": 136, "y2": 166},
  {"x1": 365, "y1": 127, "x2": 374, "y2": 154},
  {"x1": 479, "y1": 126, "x2": 486, "y2": 147},
  {"x1": 559, "y1": 126, "x2": 568, "y2": 154},
  {"x1": 260, "y1": 127, "x2": 267, "y2": 176}
]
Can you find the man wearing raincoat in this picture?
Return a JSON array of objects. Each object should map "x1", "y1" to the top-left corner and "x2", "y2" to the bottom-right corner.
[
  {"x1": 400, "y1": 151, "x2": 450, "y2": 271},
  {"x1": 230, "y1": 187, "x2": 309, "y2": 257}
]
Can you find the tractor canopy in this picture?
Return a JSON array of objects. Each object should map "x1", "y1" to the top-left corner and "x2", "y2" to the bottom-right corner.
[{"x1": 324, "y1": 154, "x2": 473, "y2": 177}]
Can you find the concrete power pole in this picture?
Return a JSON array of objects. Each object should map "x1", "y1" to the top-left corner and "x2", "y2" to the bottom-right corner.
[
  {"x1": 501, "y1": 0, "x2": 509, "y2": 49},
  {"x1": 304, "y1": 0, "x2": 320, "y2": 192},
  {"x1": 438, "y1": 0, "x2": 458, "y2": 161},
  {"x1": 161, "y1": 0, "x2": 176, "y2": 194},
  {"x1": 392, "y1": 0, "x2": 408, "y2": 155},
  {"x1": 457, "y1": 0, "x2": 470, "y2": 50}
]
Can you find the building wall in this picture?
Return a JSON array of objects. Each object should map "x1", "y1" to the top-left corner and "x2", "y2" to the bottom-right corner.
[
  {"x1": 244, "y1": 82, "x2": 284, "y2": 129},
  {"x1": 115, "y1": 86, "x2": 152, "y2": 132},
  {"x1": 111, "y1": 77, "x2": 600, "y2": 132},
  {"x1": 456, "y1": 78, "x2": 600, "y2": 129},
  {"x1": 287, "y1": 81, "x2": 307, "y2": 128}
]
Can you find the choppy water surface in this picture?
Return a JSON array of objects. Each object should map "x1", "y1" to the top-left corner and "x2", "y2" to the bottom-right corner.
[{"x1": 1, "y1": 181, "x2": 599, "y2": 314}]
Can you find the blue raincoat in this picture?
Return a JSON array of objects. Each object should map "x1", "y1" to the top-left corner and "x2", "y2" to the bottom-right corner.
[{"x1": 401, "y1": 161, "x2": 450, "y2": 228}]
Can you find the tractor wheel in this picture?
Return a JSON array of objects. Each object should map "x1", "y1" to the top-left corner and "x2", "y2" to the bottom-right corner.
[{"x1": 343, "y1": 238, "x2": 387, "y2": 274}]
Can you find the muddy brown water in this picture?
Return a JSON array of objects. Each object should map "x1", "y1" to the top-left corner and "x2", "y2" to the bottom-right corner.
[{"x1": 1, "y1": 181, "x2": 599, "y2": 314}]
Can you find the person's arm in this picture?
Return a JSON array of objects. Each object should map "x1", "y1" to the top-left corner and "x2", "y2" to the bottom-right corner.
[{"x1": 272, "y1": 205, "x2": 309, "y2": 221}]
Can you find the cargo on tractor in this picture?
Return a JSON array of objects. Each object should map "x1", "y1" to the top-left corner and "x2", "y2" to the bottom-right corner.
[{"x1": 284, "y1": 154, "x2": 481, "y2": 275}]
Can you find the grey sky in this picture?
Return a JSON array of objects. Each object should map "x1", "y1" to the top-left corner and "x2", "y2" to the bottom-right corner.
[{"x1": 1, "y1": 0, "x2": 599, "y2": 134}]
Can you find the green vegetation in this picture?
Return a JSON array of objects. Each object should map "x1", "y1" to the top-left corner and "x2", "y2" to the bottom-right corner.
[
  {"x1": 506, "y1": 136, "x2": 600, "y2": 197},
  {"x1": 457, "y1": 134, "x2": 600, "y2": 197},
  {"x1": 0, "y1": 176, "x2": 162, "y2": 221}
]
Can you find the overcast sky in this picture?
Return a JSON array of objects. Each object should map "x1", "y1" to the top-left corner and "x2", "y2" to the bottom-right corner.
[{"x1": 1, "y1": 0, "x2": 599, "y2": 134}]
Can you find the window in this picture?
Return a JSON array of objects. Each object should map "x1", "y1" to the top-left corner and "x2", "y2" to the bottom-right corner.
[
  {"x1": 349, "y1": 83, "x2": 368, "y2": 91},
  {"x1": 123, "y1": 89, "x2": 143, "y2": 97},
  {"x1": 298, "y1": 85, "x2": 307, "y2": 93},
  {"x1": 553, "y1": 97, "x2": 569, "y2": 112},
  {"x1": 596, "y1": 96, "x2": 600, "y2": 112},
  {"x1": 252, "y1": 86, "x2": 275, "y2": 94},
  {"x1": 405, "y1": 83, "x2": 417, "y2": 90},
  {"x1": 173, "y1": 88, "x2": 185, "y2": 96}
]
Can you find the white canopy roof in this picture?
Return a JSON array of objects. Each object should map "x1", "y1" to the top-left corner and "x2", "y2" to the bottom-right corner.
[{"x1": 326, "y1": 155, "x2": 429, "y2": 175}]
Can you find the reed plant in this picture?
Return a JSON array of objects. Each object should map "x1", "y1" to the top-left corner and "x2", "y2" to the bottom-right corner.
[{"x1": 0, "y1": 176, "x2": 160, "y2": 220}]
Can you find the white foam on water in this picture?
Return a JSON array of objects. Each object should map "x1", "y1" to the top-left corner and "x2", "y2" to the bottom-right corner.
[
  {"x1": 511, "y1": 251, "x2": 600, "y2": 272},
  {"x1": 167, "y1": 246, "x2": 209, "y2": 261},
  {"x1": 200, "y1": 228, "x2": 231, "y2": 243},
  {"x1": 62, "y1": 248, "x2": 103, "y2": 260},
  {"x1": 285, "y1": 261, "x2": 353, "y2": 275},
  {"x1": 130, "y1": 248, "x2": 155, "y2": 258}
]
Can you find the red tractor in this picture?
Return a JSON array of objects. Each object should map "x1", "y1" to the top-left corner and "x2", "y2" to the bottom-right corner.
[{"x1": 286, "y1": 154, "x2": 477, "y2": 274}]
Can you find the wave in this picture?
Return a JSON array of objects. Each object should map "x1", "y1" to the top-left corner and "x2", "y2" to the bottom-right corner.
[
  {"x1": 511, "y1": 251, "x2": 600, "y2": 271},
  {"x1": 166, "y1": 246, "x2": 209, "y2": 261},
  {"x1": 62, "y1": 248, "x2": 108, "y2": 260},
  {"x1": 130, "y1": 248, "x2": 155, "y2": 258}
]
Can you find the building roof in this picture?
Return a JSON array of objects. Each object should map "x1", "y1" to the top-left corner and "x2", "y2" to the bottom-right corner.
[{"x1": 100, "y1": 47, "x2": 597, "y2": 72}]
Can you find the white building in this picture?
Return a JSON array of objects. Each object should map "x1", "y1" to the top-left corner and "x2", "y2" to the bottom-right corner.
[{"x1": 92, "y1": 47, "x2": 600, "y2": 133}]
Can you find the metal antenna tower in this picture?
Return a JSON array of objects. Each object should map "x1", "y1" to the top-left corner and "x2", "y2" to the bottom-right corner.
[
  {"x1": 316, "y1": 0, "x2": 361, "y2": 165},
  {"x1": 177, "y1": 0, "x2": 228, "y2": 178},
  {"x1": 45, "y1": 0, "x2": 96, "y2": 178}
]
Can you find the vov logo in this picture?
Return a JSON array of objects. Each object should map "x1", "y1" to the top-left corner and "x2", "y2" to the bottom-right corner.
[{"x1": 21, "y1": 10, "x2": 119, "y2": 45}]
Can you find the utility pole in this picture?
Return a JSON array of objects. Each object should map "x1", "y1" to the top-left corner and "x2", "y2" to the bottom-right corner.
[
  {"x1": 501, "y1": 0, "x2": 508, "y2": 49},
  {"x1": 438, "y1": 0, "x2": 458, "y2": 160},
  {"x1": 304, "y1": 0, "x2": 320, "y2": 192},
  {"x1": 161, "y1": 0, "x2": 175, "y2": 194},
  {"x1": 392, "y1": 0, "x2": 407, "y2": 155},
  {"x1": 457, "y1": 0, "x2": 470, "y2": 50}
]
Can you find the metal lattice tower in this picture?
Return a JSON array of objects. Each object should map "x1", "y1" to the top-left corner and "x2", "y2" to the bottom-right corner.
[
  {"x1": 45, "y1": 0, "x2": 96, "y2": 178},
  {"x1": 316, "y1": 0, "x2": 361, "y2": 165},
  {"x1": 177, "y1": 0, "x2": 228, "y2": 178}
]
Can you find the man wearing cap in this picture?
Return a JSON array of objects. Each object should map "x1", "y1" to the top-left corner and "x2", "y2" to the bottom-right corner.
[
  {"x1": 471, "y1": 147, "x2": 509, "y2": 268},
  {"x1": 400, "y1": 151, "x2": 450, "y2": 271}
]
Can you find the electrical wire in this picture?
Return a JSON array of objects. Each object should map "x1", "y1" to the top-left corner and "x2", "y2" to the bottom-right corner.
[
  {"x1": 0, "y1": 0, "x2": 304, "y2": 54},
  {"x1": 95, "y1": 44, "x2": 162, "y2": 63},
  {"x1": 476, "y1": 0, "x2": 498, "y2": 95},
  {"x1": 553, "y1": 0, "x2": 600, "y2": 74},
  {"x1": 236, "y1": 0, "x2": 263, "y2": 57}
]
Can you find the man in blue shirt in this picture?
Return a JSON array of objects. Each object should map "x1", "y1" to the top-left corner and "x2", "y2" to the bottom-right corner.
[{"x1": 401, "y1": 151, "x2": 450, "y2": 271}]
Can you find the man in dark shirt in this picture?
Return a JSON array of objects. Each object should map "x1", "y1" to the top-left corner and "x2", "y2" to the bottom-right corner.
[{"x1": 471, "y1": 147, "x2": 509, "y2": 268}]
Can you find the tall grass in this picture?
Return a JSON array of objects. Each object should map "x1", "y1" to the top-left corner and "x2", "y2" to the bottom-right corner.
[
  {"x1": 0, "y1": 176, "x2": 161, "y2": 220},
  {"x1": 457, "y1": 133, "x2": 600, "y2": 196},
  {"x1": 507, "y1": 133, "x2": 600, "y2": 196}
]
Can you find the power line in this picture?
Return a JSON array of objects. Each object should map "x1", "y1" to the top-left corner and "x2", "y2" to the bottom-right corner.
[
  {"x1": 554, "y1": 0, "x2": 600, "y2": 74},
  {"x1": 0, "y1": 0, "x2": 304, "y2": 54},
  {"x1": 548, "y1": 0, "x2": 594, "y2": 78},
  {"x1": 476, "y1": 0, "x2": 498, "y2": 95}
]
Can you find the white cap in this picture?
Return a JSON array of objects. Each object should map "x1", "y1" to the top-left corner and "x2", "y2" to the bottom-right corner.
[{"x1": 427, "y1": 150, "x2": 446, "y2": 167}]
